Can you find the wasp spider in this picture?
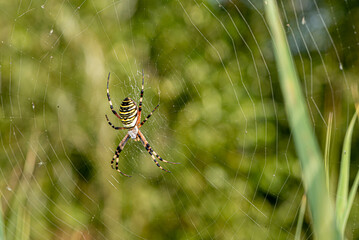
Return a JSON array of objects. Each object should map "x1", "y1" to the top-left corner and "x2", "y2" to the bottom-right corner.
[{"x1": 105, "y1": 71, "x2": 178, "y2": 177}]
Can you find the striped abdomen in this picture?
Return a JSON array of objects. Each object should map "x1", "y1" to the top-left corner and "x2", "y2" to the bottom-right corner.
[{"x1": 119, "y1": 97, "x2": 138, "y2": 128}]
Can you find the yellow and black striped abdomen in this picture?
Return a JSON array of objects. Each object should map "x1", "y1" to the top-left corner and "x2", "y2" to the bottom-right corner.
[{"x1": 119, "y1": 97, "x2": 138, "y2": 128}]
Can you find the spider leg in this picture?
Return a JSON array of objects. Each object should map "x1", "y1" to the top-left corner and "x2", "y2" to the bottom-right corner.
[
  {"x1": 136, "y1": 69, "x2": 145, "y2": 125},
  {"x1": 139, "y1": 104, "x2": 159, "y2": 128},
  {"x1": 106, "y1": 72, "x2": 122, "y2": 119},
  {"x1": 105, "y1": 114, "x2": 126, "y2": 130},
  {"x1": 138, "y1": 131, "x2": 177, "y2": 174},
  {"x1": 138, "y1": 131, "x2": 170, "y2": 172},
  {"x1": 138, "y1": 130, "x2": 179, "y2": 164},
  {"x1": 111, "y1": 134, "x2": 131, "y2": 177}
]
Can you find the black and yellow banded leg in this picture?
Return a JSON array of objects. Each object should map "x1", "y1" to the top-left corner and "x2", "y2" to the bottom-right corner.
[
  {"x1": 138, "y1": 131, "x2": 172, "y2": 172},
  {"x1": 149, "y1": 146, "x2": 179, "y2": 164},
  {"x1": 105, "y1": 114, "x2": 126, "y2": 130},
  {"x1": 111, "y1": 134, "x2": 131, "y2": 177},
  {"x1": 136, "y1": 69, "x2": 145, "y2": 125},
  {"x1": 139, "y1": 104, "x2": 160, "y2": 128},
  {"x1": 107, "y1": 72, "x2": 122, "y2": 119},
  {"x1": 147, "y1": 147, "x2": 171, "y2": 173},
  {"x1": 115, "y1": 156, "x2": 132, "y2": 177}
]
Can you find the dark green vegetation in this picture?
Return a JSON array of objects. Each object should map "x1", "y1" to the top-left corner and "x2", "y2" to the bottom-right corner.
[{"x1": 1, "y1": 0, "x2": 359, "y2": 239}]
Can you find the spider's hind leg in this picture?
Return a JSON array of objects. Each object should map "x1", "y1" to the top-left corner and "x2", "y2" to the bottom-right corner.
[
  {"x1": 111, "y1": 152, "x2": 132, "y2": 177},
  {"x1": 147, "y1": 149, "x2": 171, "y2": 173},
  {"x1": 137, "y1": 131, "x2": 178, "y2": 173},
  {"x1": 111, "y1": 134, "x2": 132, "y2": 177},
  {"x1": 152, "y1": 149, "x2": 179, "y2": 165}
]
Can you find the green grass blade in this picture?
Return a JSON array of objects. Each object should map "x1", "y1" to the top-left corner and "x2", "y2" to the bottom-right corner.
[
  {"x1": 325, "y1": 112, "x2": 333, "y2": 192},
  {"x1": 0, "y1": 197, "x2": 6, "y2": 240},
  {"x1": 342, "y1": 169, "x2": 359, "y2": 233},
  {"x1": 15, "y1": 207, "x2": 24, "y2": 240},
  {"x1": 337, "y1": 112, "x2": 358, "y2": 234},
  {"x1": 21, "y1": 208, "x2": 30, "y2": 240},
  {"x1": 13, "y1": 205, "x2": 30, "y2": 240},
  {"x1": 295, "y1": 195, "x2": 307, "y2": 240},
  {"x1": 265, "y1": 0, "x2": 339, "y2": 239}
]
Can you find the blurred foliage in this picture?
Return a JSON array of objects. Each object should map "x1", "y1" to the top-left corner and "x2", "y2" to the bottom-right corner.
[{"x1": 0, "y1": 0, "x2": 359, "y2": 239}]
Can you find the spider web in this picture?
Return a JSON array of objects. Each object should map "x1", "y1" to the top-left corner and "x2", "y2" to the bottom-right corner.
[{"x1": 1, "y1": 0, "x2": 359, "y2": 239}]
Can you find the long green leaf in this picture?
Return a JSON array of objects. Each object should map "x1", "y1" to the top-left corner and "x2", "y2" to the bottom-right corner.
[
  {"x1": 0, "y1": 197, "x2": 6, "y2": 240},
  {"x1": 337, "y1": 112, "x2": 358, "y2": 234},
  {"x1": 15, "y1": 207, "x2": 24, "y2": 240},
  {"x1": 295, "y1": 195, "x2": 307, "y2": 240},
  {"x1": 343, "y1": 169, "x2": 359, "y2": 233},
  {"x1": 325, "y1": 112, "x2": 333, "y2": 192},
  {"x1": 21, "y1": 208, "x2": 30, "y2": 240},
  {"x1": 264, "y1": 0, "x2": 339, "y2": 239}
]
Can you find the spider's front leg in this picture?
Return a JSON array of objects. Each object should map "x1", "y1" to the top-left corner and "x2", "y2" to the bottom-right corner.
[
  {"x1": 136, "y1": 69, "x2": 145, "y2": 126},
  {"x1": 139, "y1": 104, "x2": 159, "y2": 128},
  {"x1": 106, "y1": 72, "x2": 122, "y2": 119},
  {"x1": 105, "y1": 115, "x2": 126, "y2": 130}
]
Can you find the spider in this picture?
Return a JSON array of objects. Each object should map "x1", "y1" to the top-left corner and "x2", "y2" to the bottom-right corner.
[{"x1": 105, "y1": 71, "x2": 178, "y2": 177}]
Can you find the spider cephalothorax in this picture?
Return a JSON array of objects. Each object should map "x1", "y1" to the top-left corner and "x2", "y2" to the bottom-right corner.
[{"x1": 105, "y1": 71, "x2": 178, "y2": 177}]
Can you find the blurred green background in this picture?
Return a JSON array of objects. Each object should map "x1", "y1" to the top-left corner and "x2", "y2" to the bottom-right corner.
[{"x1": 1, "y1": 0, "x2": 359, "y2": 239}]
